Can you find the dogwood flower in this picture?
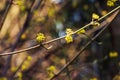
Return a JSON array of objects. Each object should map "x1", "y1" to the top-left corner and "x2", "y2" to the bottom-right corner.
[
  {"x1": 65, "y1": 35, "x2": 73, "y2": 43},
  {"x1": 36, "y1": 33, "x2": 45, "y2": 42}
]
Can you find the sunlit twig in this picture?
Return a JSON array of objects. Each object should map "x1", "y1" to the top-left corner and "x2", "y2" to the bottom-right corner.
[
  {"x1": 0, "y1": 6, "x2": 119, "y2": 56},
  {"x1": 50, "y1": 10, "x2": 119, "y2": 80}
]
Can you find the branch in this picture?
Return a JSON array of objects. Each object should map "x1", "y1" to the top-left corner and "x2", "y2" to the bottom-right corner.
[
  {"x1": 3, "y1": 8, "x2": 118, "y2": 79},
  {"x1": 9, "y1": 0, "x2": 44, "y2": 79},
  {"x1": 49, "y1": 10, "x2": 119, "y2": 80},
  {"x1": 2, "y1": 0, "x2": 36, "y2": 77},
  {"x1": 0, "y1": 0, "x2": 13, "y2": 31},
  {"x1": 0, "y1": 6, "x2": 119, "y2": 56}
]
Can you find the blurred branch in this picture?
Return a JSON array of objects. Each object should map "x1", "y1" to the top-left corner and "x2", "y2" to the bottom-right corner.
[
  {"x1": 66, "y1": 61, "x2": 72, "y2": 80},
  {"x1": 10, "y1": 57, "x2": 28, "y2": 80},
  {"x1": 9, "y1": 0, "x2": 45, "y2": 79},
  {"x1": 50, "y1": 10, "x2": 119, "y2": 80},
  {"x1": 0, "y1": 0, "x2": 13, "y2": 31},
  {"x1": 2, "y1": 0, "x2": 36, "y2": 78},
  {"x1": 0, "y1": 6, "x2": 119, "y2": 56}
]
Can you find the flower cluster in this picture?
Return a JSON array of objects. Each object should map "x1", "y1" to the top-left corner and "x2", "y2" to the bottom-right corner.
[
  {"x1": 66, "y1": 28, "x2": 73, "y2": 35},
  {"x1": 109, "y1": 51, "x2": 118, "y2": 58},
  {"x1": 90, "y1": 77, "x2": 98, "y2": 80},
  {"x1": 48, "y1": 7, "x2": 56, "y2": 17},
  {"x1": 13, "y1": 0, "x2": 26, "y2": 11},
  {"x1": 17, "y1": 72, "x2": 22, "y2": 80},
  {"x1": 92, "y1": 13, "x2": 99, "y2": 20},
  {"x1": 107, "y1": 0, "x2": 118, "y2": 7},
  {"x1": 91, "y1": 21, "x2": 100, "y2": 27},
  {"x1": 36, "y1": 33, "x2": 45, "y2": 43},
  {"x1": 65, "y1": 28, "x2": 73, "y2": 43},
  {"x1": 47, "y1": 65, "x2": 56, "y2": 78},
  {"x1": 11, "y1": 67, "x2": 17, "y2": 72},
  {"x1": 65, "y1": 35, "x2": 73, "y2": 43},
  {"x1": 91, "y1": 13, "x2": 100, "y2": 27},
  {"x1": 0, "y1": 77, "x2": 7, "y2": 80},
  {"x1": 21, "y1": 56, "x2": 32, "y2": 71},
  {"x1": 77, "y1": 29, "x2": 85, "y2": 34}
]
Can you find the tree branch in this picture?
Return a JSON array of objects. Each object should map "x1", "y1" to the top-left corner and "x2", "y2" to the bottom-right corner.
[
  {"x1": 0, "y1": 6, "x2": 119, "y2": 56},
  {"x1": 2, "y1": 0, "x2": 36, "y2": 78},
  {"x1": 49, "y1": 10, "x2": 119, "y2": 80},
  {"x1": 0, "y1": 0, "x2": 13, "y2": 31}
]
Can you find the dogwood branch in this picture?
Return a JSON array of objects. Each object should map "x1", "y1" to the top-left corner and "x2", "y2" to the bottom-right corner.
[
  {"x1": 0, "y1": 6, "x2": 119, "y2": 56},
  {"x1": 50, "y1": 10, "x2": 119, "y2": 80}
]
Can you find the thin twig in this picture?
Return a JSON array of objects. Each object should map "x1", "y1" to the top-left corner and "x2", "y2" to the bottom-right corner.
[
  {"x1": 98, "y1": 6, "x2": 120, "y2": 21},
  {"x1": 65, "y1": 59, "x2": 72, "y2": 80},
  {"x1": 49, "y1": 10, "x2": 119, "y2": 80},
  {"x1": 0, "y1": 6, "x2": 119, "y2": 56},
  {"x1": 51, "y1": 25, "x2": 108, "y2": 80}
]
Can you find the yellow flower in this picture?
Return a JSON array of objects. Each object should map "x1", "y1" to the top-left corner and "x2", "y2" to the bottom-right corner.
[
  {"x1": 91, "y1": 21, "x2": 100, "y2": 27},
  {"x1": 90, "y1": 77, "x2": 98, "y2": 80},
  {"x1": 21, "y1": 60, "x2": 30, "y2": 71},
  {"x1": 36, "y1": 33, "x2": 45, "y2": 42},
  {"x1": 21, "y1": 34, "x2": 26, "y2": 40},
  {"x1": 92, "y1": 13, "x2": 99, "y2": 20},
  {"x1": 109, "y1": 51, "x2": 118, "y2": 58},
  {"x1": 24, "y1": 61, "x2": 30, "y2": 67},
  {"x1": 91, "y1": 13, "x2": 100, "y2": 27},
  {"x1": 107, "y1": 1, "x2": 114, "y2": 7},
  {"x1": 17, "y1": 72, "x2": 22, "y2": 78},
  {"x1": 21, "y1": 65, "x2": 27, "y2": 71},
  {"x1": 48, "y1": 73, "x2": 54, "y2": 78},
  {"x1": 65, "y1": 28, "x2": 73, "y2": 43},
  {"x1": 20, "y1": 6, "x2": 26, "y2": 11},
  {"x1": 83, "y1": 4, "x2": 89, "y2": 10},
  {"x1": 65, "y1": 35, "x2": 73, "y2": 43},
  {"x1": 47, "y1": 65, "x2": 56, "y2": 78},
  {"x1": 0, "y1": 77, "x2": 7, "y2": 80},
  {"x1": 111, "y1": 0, "x2": 117, "y2": 2},
  {"x1": 48, "y1": 8, "x2": 55, "y2": 17},
  {"x1": 36, "y1": 17, "x2": 45, "y2": 22},
  {"x1": 27, "y1": 56, "x2": 32, "y2": 61},
  {"x1": 72, "y1": 0, "x2": 78, "y2": 8},
  {"x1": 101, "y1": 10, "x2": 107, "y2": 16},
  {"x1": 47, "y1": 66, "x2": 56, "y2": 72},
  {"x1": 66, "y1": 28, "x2": 73, "y2": 35},
  {"x1": 11, "y1": 67, "x2": 17, "y2": 72},
  {"x1": 33, "y1": 10, "x2": 37, "y2": 15},
  {"x1": 77, "y1": 29, "x2": 85, "y2": 34},
  {"x1": 17, "y1": 0, "x2": 23, "y2": 6}
]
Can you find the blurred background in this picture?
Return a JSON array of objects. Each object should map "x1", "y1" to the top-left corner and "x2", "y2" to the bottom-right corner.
[{"x1": 0, "y1": 0, "x2": 120, "y2": 80}]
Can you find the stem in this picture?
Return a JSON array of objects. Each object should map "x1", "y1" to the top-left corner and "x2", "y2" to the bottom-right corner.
[
  {"x1": 49, "y1": 10, "x2": 119, "y2": 80},
  {"x1": 0, "y1": 6, "x2": 119, "y2": 56}
]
